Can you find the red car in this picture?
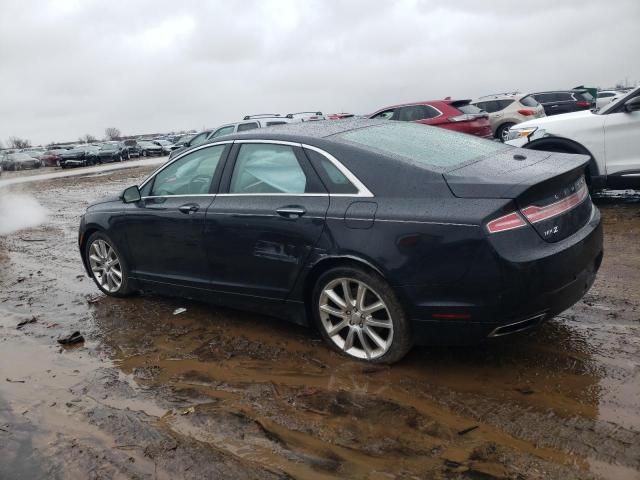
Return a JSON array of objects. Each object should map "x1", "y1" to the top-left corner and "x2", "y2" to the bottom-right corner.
[
  {"x1": 369, "y1": 98, "x2": 492, "y2": 138},
  {"x1": 40, "y1": 148, "x2": 68, "y2": 167}
]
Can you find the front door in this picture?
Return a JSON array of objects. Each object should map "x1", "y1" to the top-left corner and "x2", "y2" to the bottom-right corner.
[
  {"x1": 204, "y1": 141, "x2": 329, "y2": 300},
  {"x1": 123, "y1": 144, "x2": 229, "y2": 289},
  {"x1": 604, "y1": 92, "x2": 640, "y2": 177}
]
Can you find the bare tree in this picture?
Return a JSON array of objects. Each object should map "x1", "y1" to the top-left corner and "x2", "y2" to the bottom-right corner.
[
  {"x1": 79, "y1": 134, "x2": 97, "y2": 143},
  {"x1": 8, "y1": 136, "x2": 31, "y2": 149},
  {"x1": 105, "y1": 127, "x2": 121, "y2": 141}
]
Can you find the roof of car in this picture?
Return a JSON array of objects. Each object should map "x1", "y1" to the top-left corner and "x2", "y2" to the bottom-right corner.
[
  {"x1": 474, "y1": 92, "x2": 526, "y2": 101},
  {"x1": 214, "y1": 118, "x2": 385, "y2": 144}
]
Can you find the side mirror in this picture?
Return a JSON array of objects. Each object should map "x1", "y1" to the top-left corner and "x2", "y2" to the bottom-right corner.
[
  {"x1": 122, "y1": 185, "x2": 141, "y2": 203},
  {"x1": 623, "y1": 96, "x2": 640, "y2": 113}
]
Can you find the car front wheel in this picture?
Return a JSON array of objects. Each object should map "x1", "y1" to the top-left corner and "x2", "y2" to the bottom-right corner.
[
  {"x1": 85, "y1": 232, "x2": 133, "y2": 296},
  {"x1": 497, "y1": 122, "x2": 515, "y2": 143},
  {"x1": 312, "y1": 266, "x2": 412, "y2": 364}
]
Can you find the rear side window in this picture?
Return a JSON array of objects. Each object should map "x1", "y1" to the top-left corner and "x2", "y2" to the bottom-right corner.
[
  {"x1": 556, "y1": 92, "x2": 573, "y2": 101},
  {"x1": 336, "y1": 122, "x2": 506, "y2": 169},
  {"x1": 305, "y1": 148, "x2": 358, "y2": 194},
  {"x1": 397, "y1": 105, "x2": 440, "y2": 121},
  {"x1": 496, "y1": 99, "x2": 514, "y2": 110},
  {"x1": 237, "y1": 122, "x2": 259, "y2": 132},
  {"x1": 266, "y1": 121, "x2": 287, "y2": 126},
  {"x1": 454, "y1": 103, "x2": 484, "y2": 114},
  {"x1": 230, "y1": 144, "x2": 307, "y2": 194},
  {"x1": 519, "y1": 95, "x2": 539, "y2": 107}
]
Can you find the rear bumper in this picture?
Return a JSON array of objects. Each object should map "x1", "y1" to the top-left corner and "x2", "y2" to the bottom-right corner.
[{"x1": 402, "y1": 205, "x2": 603, "y2": 345}]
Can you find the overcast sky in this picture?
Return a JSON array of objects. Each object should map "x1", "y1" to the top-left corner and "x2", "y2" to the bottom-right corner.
[{"x1": 1, "y1": 0, "x2": 639, "y2": 145}]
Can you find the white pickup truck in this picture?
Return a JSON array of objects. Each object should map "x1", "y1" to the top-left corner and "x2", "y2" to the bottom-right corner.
[{"x1": 506, "y1": 87, "x2": 640, "y2": 191}]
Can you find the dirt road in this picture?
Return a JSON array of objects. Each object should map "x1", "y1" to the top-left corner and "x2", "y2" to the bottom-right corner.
[{"x1": 1, "y1": 166, "x2": 639, "y2": 479}]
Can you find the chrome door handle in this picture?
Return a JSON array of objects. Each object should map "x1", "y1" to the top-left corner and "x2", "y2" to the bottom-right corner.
[
  {"x1": 276, "y1": 207, "x2": 306, "y2": 219},
  {"x1": 178, "y1": 204, "x2": 199, "y2": 214}
]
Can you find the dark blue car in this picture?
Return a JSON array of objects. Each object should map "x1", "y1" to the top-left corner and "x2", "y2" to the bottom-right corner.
[{"x1": 78, "y1": 120, "x2": 602, "y2": 363}]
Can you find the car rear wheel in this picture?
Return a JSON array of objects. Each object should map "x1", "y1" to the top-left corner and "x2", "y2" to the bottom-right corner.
[
  {"x1": 85, "y1": 232, "x2": 132, "y2": 297},
  {"x1": 497, "y1": 122, "x2": 515, "y2": 143},
  {"x1": 312, "y1": 266, "x2": 412, "y2": 364}
]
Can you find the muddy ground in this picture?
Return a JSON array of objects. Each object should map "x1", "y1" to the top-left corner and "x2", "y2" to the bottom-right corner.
[{"x1": 1, "y1": 165, "x2": 639, "y2": 480}]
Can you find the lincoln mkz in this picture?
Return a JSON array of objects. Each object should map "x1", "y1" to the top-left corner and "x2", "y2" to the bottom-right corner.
[{"x1": 79, "y1": 120, "x2": 603, "y2": 363}]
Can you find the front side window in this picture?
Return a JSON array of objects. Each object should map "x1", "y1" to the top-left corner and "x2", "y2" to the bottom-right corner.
[
  {"x1": 211, "y1": 125, "x2": 235, "y2": 138},
  {"x1": 150, "y1": 145, "x2": 226, "y2": 196},
  {"x1": 230, "y1": 144, "x2": 307, "y2": 194},
  {"x1": 372, "y1": 109, "x2": 395, "y2": 120}
]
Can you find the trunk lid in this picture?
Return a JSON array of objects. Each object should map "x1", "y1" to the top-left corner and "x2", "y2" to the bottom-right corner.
[{"x1": 444, "y1": 149, "x2": 592, "y2": 243}]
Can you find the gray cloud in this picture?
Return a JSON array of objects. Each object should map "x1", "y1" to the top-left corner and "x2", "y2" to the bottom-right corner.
[{"x1": 1, "y1": 0, "x2": 638, "y2": 145}]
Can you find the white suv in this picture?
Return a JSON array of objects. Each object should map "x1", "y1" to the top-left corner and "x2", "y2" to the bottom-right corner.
[
  {"x1": 472, "y1": 93, "x2": 545, "y2": 142},
  {"x1": 506, "y1": 87, "x2": 640, "y2": 191}
]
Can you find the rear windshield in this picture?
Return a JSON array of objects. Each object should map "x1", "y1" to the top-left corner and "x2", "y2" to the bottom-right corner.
[
  {"x1": 335, "y1": 122, "x2": 506, "y2": 169},
  {"x1": 574, "y1": 91, "x2": 594, "y2": 101},
  {"x1": 519, "y1": 95, "x2": 539, "y2": 107}
]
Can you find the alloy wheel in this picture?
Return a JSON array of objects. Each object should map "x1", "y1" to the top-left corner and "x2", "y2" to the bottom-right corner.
[
  {"x1": 319, "y1": 278, "x2": 394, "y2": 360},
  {"x1": 88, "y1": 239, "x2": 123, "y2": 293}
]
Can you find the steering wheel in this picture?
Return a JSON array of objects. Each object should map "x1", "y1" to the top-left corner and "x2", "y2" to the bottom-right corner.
[{"x1": 188, "y1": 175, "x2": 212, "y2": 194}]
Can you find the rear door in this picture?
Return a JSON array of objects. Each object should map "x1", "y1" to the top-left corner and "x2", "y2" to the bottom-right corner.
[{"x1": 204, "y1": 141, "x2": 329, "y2": 299}]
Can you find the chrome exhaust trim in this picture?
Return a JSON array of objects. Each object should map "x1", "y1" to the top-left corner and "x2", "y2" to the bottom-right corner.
[{"x1": 488, "y1": 313, "x2": 546, "y2": 338}]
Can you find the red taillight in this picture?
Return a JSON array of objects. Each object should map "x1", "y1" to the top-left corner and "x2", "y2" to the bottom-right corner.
[
  {"x1": 517, "y1": 109, "x2": 536, "y2": 116},
  {"x1": 486, "y1": 212, "x2": 527, "y2": 234},
  {"x1": 575, "y1": 100, "x2": 591, "y2": 107},
  {"x1": 520, "y1": 183, "x2": 588, "y2": 224}
]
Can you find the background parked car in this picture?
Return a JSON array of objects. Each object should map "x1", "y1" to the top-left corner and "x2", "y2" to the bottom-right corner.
[
  {"x1": 152, "y1": 139, "x2": 176, "y2": 154},
  {"x1": 531, "y1": 89, "x2": 595, "y2": 116},
  {"x1": 89, "y1": 142, "x2": 130, "y2": 164},
  {"x1": 472, "y1": 93, "x2": 546, "y2": 142},
  {"x1": 506, "y1": 86, "x2": 640, "y2": 191},
  {"x1": 136, "y1": 140, "x2": 163, "y2": 157},
  {"x1": 41, "y1": 148, "x2": 69, "y2": 167},
  {"x1": 1, "y1": 152, "x2": 42, "y2": 170},
  {"x1": 369, "y1": 99, "x2": 492, "y2": 138},
  {"x1": 60, "y1": 146, "x2": 96, "y2": 168},
  {"x1": 595, "y1": 90, "x2": 625, "y2": 109}
]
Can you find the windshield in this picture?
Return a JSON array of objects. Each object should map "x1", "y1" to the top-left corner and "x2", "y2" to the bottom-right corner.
[
  {"x1": 101, "y1": 144, "x2": 117, "y2": 150},
  {"x1": 335, "y1": 122, "x2": 507, "y2": 169}
]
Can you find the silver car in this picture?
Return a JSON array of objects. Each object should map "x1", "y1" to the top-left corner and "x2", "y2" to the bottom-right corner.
[{"x1": 472, "y1": 93, "x2": 546, "y2": 142}]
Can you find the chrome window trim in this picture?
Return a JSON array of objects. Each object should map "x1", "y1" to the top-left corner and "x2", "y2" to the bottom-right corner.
[
  {"x1": 302, "y1": 144, "x2": 374, "y2": 197},
  {"x1": 216, "y1": 193, "x2": 329, "y2": 197},
  {"x1": 139, "y1": 139, "x2": 374, "y2": 199},
  {"x1": 138, "y1": 141, "x2": 233, "y2": 190}
]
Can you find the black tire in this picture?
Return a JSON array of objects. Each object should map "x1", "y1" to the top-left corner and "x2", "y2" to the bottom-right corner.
[
  {"x1": 84, "y1": 231, "x2": 133, "y2": 297},
  {"x1": 497, "y1": 122, "x2": 515, "y2": 143},
  {"x1": 311, "y1": 265, "x2": 413, "y2": 364}
]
